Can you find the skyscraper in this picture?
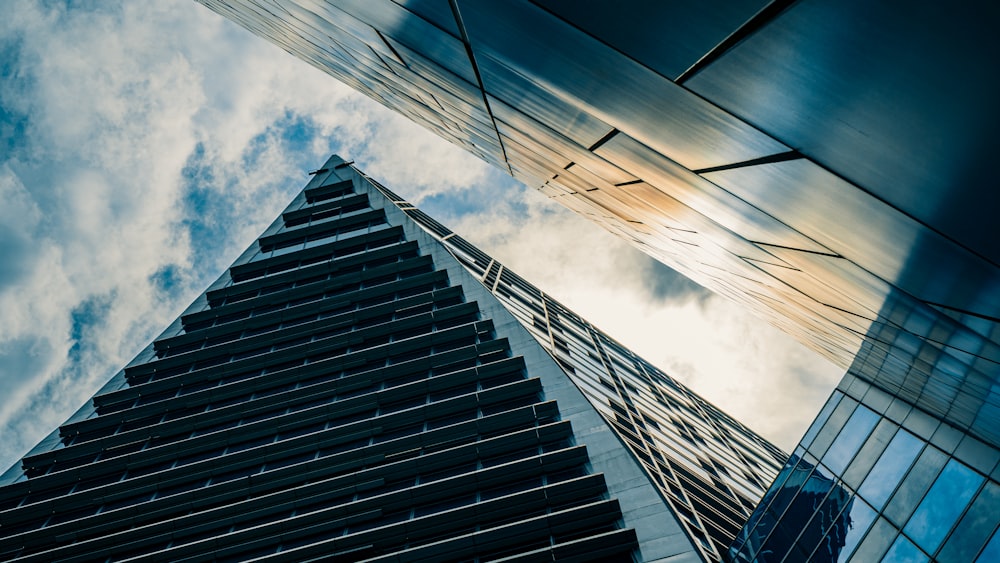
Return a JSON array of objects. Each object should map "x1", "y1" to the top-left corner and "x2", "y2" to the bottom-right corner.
[
  {"x1": 190, "y1": 3, "x2": 1000, "y2": 560},
  {"x1": 0, "y1": 155, "x2": 784, "y2": 562}
]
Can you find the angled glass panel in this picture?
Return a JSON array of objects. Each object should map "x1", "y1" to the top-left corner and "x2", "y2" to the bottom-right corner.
[
  {"x1": 325, "y1": 0, "x2": 478, "y2": 85},
  {"x1": 848, "y1": 517, "x2": 895, "y2": 562},
  {"x1": 903, "y1": 459, "x2": 983, "y2": 554},
  {"x1": 938, "y1": 480, "x2": 1000, "y2": 562},
  {"x1": 532, "y1": 0, "x2": 768, "y2": 80},
  {"x1": 751, "y1": 242, "x2": 894, "y2": 324},
  {"x1": 883, "y1": 535, "x2": 928, "y2": 563},
  {"x1": 393, "y1": 0, "x2": 461, "y2": 37},
  {"x1": 831, "y1": 498, "x2": 876, "y2": 562},
  {"x1": 809, "y1": 396, "x2": 858, "y2": 460},
  {"x1": 686, "y1": 0, "x2": 1000, "y2": 265},
  {"x1": 691, "y1": 37, "x2": 1000, "y2": 421},
  {"x1": 703, "y1": 159, "x2": 927, "y2": 290},
  {"x1": 883, "y1": 446, "x2": 947, "y2": 528},
  {"x1": 858, "y1": 429, "x2": 923, "y2": 510},
  {"x1": 786, "y1": 475, "x2": 853, "y2": 562},
  {"x1": 478, "y1": 55, "x2": 613, "y2": 147},
  {"x1": 977, "y1": 526, "x2": 1000, "y2": 563},
  {"x1": 800, "y1": 392, "x2": 843, "y2": 449},
  {"x1": 841, "y1": 418, "x2": 896, "y2": 489},
  {"x1": 594, "y1": 133, "x2": 829, "y2": 253},
  {"x1": 821, "y1": 405, "x2": 878, "y2": 475}
]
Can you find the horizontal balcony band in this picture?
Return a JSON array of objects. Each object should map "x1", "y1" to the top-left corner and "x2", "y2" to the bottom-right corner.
[
  {"x1": 55, "y1": 420, "x2": 574, "y2": 545},
  {"x1": 125, "y1": 300, "x2": 482, "y2": 381},
  {"x1": 7, "y1": 381, "x2": 550, "y2": 515},
  {"x1": 92, "y1": 326, "x2": 504, "y2": 428},
  {"x1": 93, "y1": 318, "x2": 498, "y2": 415},
  {"x1": 9, "y1": 405, "x2": 572, "y2": 559},
  {"x1": 41, "y1": 351, "x2": 524, "y2": 472},
  {"x1": 178, "y1": 257, "x2": 440, "y2": 338},
  {"x1": 192, "y1": 241, "x2": 422, "y2": 320},
  {"x1": 153, "y1": 280, "x2": 455, "y2": 366},
  {"x1": 31, "y1": 470, "x2": 612, "y2": 563},
  {"x1": 303, "y1": 179, "x2": 353, "y2": 204},
  {"x1": 13, "y1": 441, "x2": 589, "y2": 555},
  {"x1": 279, "y1": 192, "x2": 370, "y2": 226},
  {"x1": 258, "y1": 208, "x2": 386, "y2": 252},
  {"x1": 228, "y1": 227, "x2": 404, "y2": 284}
]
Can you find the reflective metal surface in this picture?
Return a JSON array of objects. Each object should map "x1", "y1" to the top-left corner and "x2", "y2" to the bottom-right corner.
[{"x1": 686, "y1": 0, "x2": 1000, "y2": 265}]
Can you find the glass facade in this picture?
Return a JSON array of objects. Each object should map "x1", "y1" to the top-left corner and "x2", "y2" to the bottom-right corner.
[
  {"x1": 731, "y1": 370, "x2": 1000, "y2": 562},
  {"x1": 0, "y1": 155, "x2": 785, "y2": 562}
]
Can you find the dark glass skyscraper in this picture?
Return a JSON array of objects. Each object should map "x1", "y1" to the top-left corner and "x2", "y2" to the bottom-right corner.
[
  {"x1": 190, "y1": 3, "x2": 1000, "y2": 560},
  {"x1": 0, "y1": 156, "x2": 784, "y2": 562}
]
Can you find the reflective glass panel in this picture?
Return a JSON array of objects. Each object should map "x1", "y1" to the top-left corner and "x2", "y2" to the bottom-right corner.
[
  {"x1": 883, "y1": 535, "x2": 929, "y2": 563},
  {"x1": 977, "y1": 526, "x2": 1000, "y2": 563},
  {"x1": 801, "y1": 392, "x2": 843, "y2": 449},
  {"x1": 883, "y1": 447, "x2": 948, "y2": 528},
  {"x1": 858, "y1": 429, "x2": 922, "y2": 509},
  {"x1": 903, "y1": 459, "x2": 983, "y2": 554},
  {"x1": 834, "y1": 497, "x2": 876, "y2": 562},
  {"x1": 791, "y1": 479, "x2": 854, "y2": 561},
  {"x1": 849, "y1": 517, "x2": 895, "y2": 561},
  {"x1": 811, "y1": 397, "x2": 859, "y2": 460},
  {"x1": 842, "y1": 418, "x2": 896, "y2": 489},
  {"x1": 938, "y1": 481, "x2": 1000, "y2": 562},
  {"x1": 822, "y1": 405, "x2": 879, "y2": 474}
]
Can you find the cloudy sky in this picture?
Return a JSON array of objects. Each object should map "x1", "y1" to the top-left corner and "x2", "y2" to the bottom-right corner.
[{"x1": 0, "y1": 0, "x2": 843, "y2": 468}]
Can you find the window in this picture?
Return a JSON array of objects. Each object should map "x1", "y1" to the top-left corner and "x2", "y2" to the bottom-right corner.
[
  {"x1": 903, "y1": 459, "x2": 982, "y2": 554},
  {"x1": 858, "y1": 429, "x2": 923, "y2": 509}
]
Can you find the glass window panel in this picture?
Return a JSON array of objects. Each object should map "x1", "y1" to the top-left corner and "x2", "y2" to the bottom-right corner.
[
  {"x1": 883, "y1": 535, "x2": 929, "y2": 563},
  {"x1": 903, "y1": 459, "x2": 983, "y2": 554},
  {"x1": 822, "y1": 405, "x2": 879, "y2": 475},
  {"x1": 833, "y1": 498, "x2": 876, "y2": 562},
  {"x1": 955, "y1": 435, "x2": 1000, "y2": 477},
  {"x1": 939, "y1": 481, "x2": 1000, "y2": 562},
  {"x1": 842, "y1": 418, "x2": 897, "y2": 489},
  {"x1": 849, "y1": 517, "x2": 895, "y2": 562},
  {"x1": 462, "y1": 1, "x2": 790, "y2": 170},
  {"x1": 393, "y1": 0, "x2": 461, "y2": 38},
  {"x1": 750, "y1": 455, "x2": 858, "y2": 563},
  {"x1": 858, "y1": 429, "x2": 923, "y2": 509},
  {"x1": 801, "y1": 392, "x2": 843, "y2": 449},
  {"x1": 739, "y1": 456, "x2": 817, "y2": 561},
  {"x1": 883, "y1": 447, "x2": 948, "y2": 528},
  {"x1": 532, "y1": 0, "x2": 770, "y2": 81},
  {"x1": 976, "y1": 526, "x2": 1000, "y2": 563},
  {"x1": 730, "y1": 454, "x2": 805, "y2": 556},
  {"x1": 902, "y1": 407, "x2": 939, "y2": 441},
  {"x1": 789, "y1": 477, "x2": 854, "y2": 562},
  {"x1": 810, "y1": 396, "x2": 859, "y2": 461}
]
